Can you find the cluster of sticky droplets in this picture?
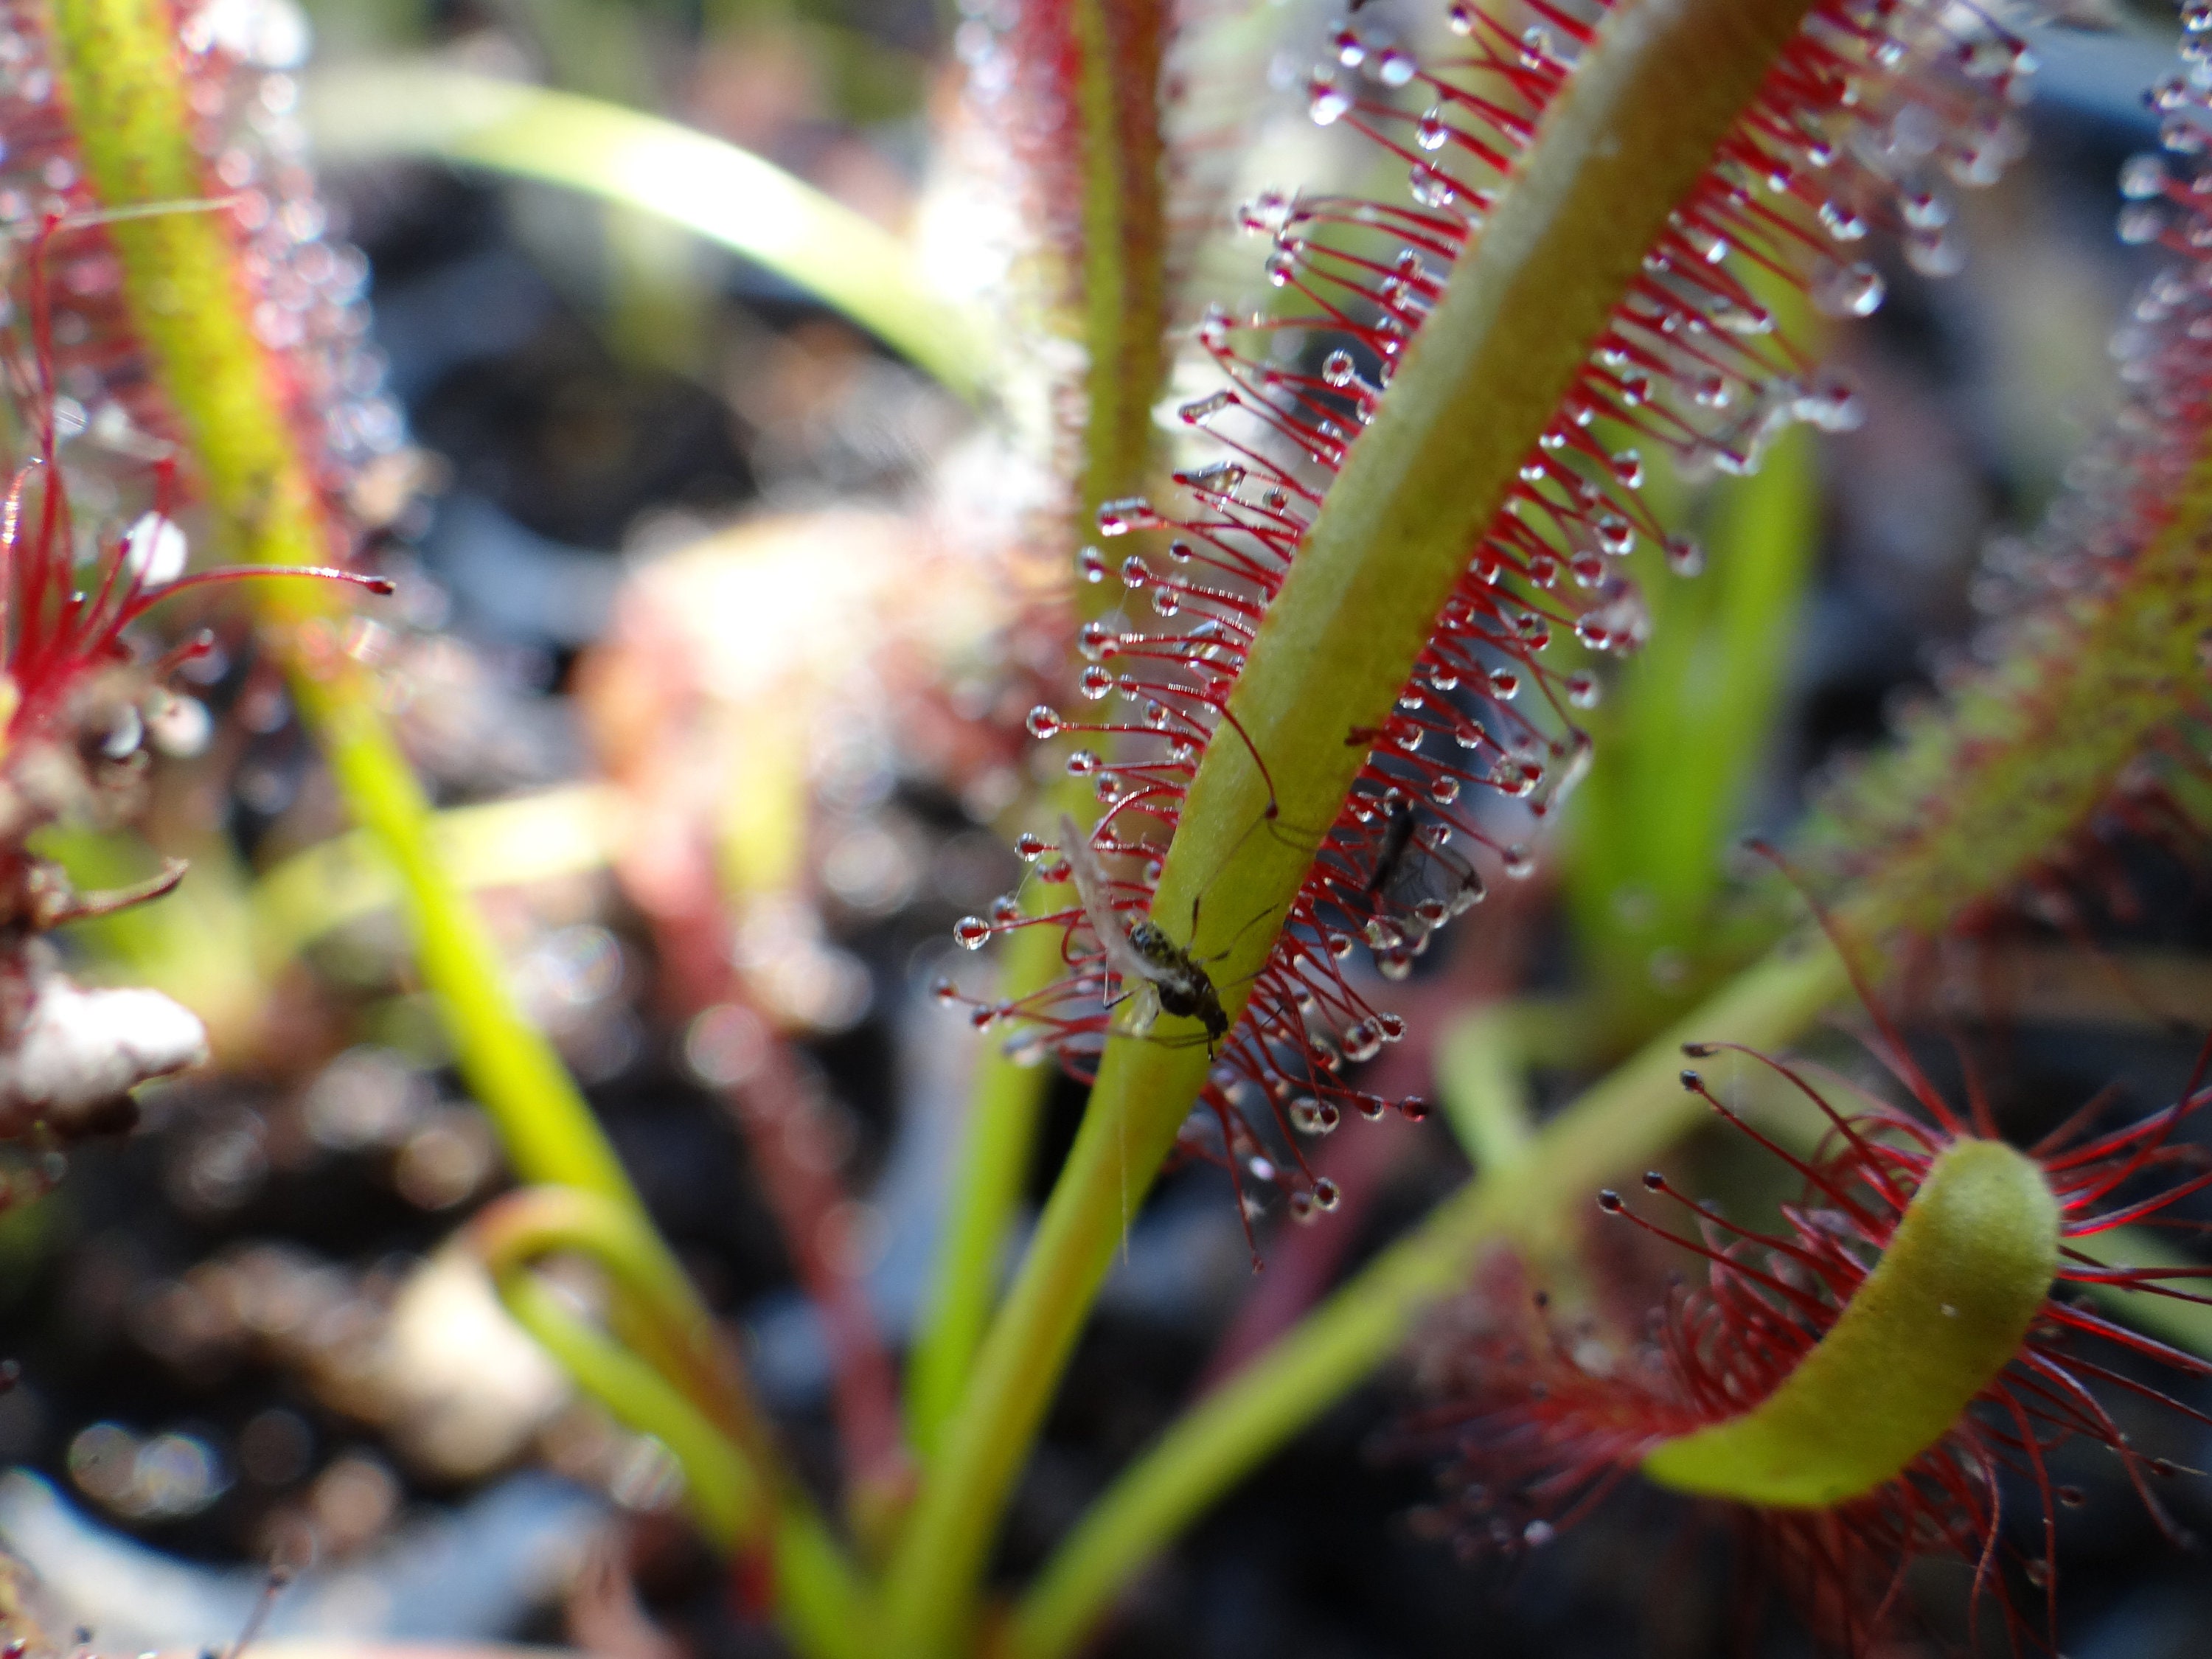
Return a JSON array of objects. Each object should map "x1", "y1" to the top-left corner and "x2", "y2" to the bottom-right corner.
[
  {"x1": 1804, "y1": 41, "x2": 2212, "y2": 907},
  {"x1": 0, "y1": 0, "x2": 400, "y2": 495},
  {"x1": 939, "y1": 804, "x2": 1433, "y2": 1233}
]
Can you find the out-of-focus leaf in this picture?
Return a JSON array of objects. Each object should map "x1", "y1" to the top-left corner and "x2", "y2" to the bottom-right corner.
[
  {"x1": 1564, "y1": 412, "x2": 1820, "y2": 1035},
  {"x1": 305, "y1": 63, "x2": 991, "y2": 401},
  {"x1": 251, "y1": 783, "x2": 625, "y2": 968}
]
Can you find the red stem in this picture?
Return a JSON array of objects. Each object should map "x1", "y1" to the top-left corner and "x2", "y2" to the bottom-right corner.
[{"x1": 651, "y1": 898, "x2": 913, "y2": 1523}]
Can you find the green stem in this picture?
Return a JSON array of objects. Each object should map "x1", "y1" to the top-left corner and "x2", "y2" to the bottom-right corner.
[
  {"x1": 905, "y1": 909, "x2": 1065, "y2": 1461},
  {"x1": 473, "y1": 1189, "x2": 872, "y2": 1659},
  {"x1": 1434, "y1": 1004, "x2": 1542, "y2": 1175},
  {"x1": 1068, "y1": 0, "x2": 1169, "y2": 532},
  {"x1": 908, "y1": 0, "x2": 1172, "y2": 1455},
  {"x1": 305, "y1": 702, "x2": 644, "y2": 1197},
  {"x1": 1007, "y1": 940, "x2": 1846, "y2": 1659},
  {"x1": 249, "y1": 783, "x2": 620, "y2": 967},
  {"x1": 495, "y1": 1270, "x2": 763, "y2": 1548},
  {"x1": 490, "y1": 1284, "x2": 868, "y2": 1659},
  {"x1": 50, "y1": 11, "x2": 864, "y2": 1652},
  {"x1": 2073, "y1": 1227, "x2": 2212, "y2": 1360},
  {"x1": 472, "y1": 1186, "x2": 771, "y2": 1450},
  {"x1": 881, "y1": 1, "x2": 1821, "y2": 1647},
  {"x1": 1566, "y1": 412, "x2": 1820, "y2": 1027}
]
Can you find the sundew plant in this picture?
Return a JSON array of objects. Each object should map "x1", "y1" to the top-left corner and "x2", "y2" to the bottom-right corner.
[{"x1": 0, "y1": 0, "x2": 2204, "y2": 1657}]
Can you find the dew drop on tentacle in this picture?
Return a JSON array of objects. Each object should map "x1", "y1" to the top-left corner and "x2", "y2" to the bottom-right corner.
[
  {"x1": 2119, "y1": 153, "x2": 2167, "y2": 199},
  {"x1": 1410, "y1": 166, "x2": 1458, "y2": 211},
  {"x1": 1097, "y1": 497, "x2": 1161, "y2": 537},
  {"x1": 1309, "y1": 70, "x2": 1351, "y2": 126},
  {"x1": 1290, "y1": 1097, "x2": 1340, "y2": 1135},
  {"x1": 1795, "y1": 369, "x2": 1866, "y2": 432},
  {"x1": 1342, "y1": 1019, "x2": 1382, "y2": 1062},
  {"x1": 1817, "y1": 197, "x2": 1868, "y2": 240},
  {"x1": 2118, "y1": 201, "x2": 2166, "y2": 246},
  {"x1": 1813, "y1": 260, "x2": 1887, "y2": 318},
  {"x1": 1179, "y1": 389, "x2": 1236, "y2": 424},
  {"x1": 1905, "y1": 224, "x2": 1964, "y2": 276}
]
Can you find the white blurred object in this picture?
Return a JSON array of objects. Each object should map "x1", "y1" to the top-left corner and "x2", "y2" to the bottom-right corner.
[
  {"x1": 0, "y1": 1468, "x2": 601, "y2": 1651},
  {"x1": 0, "y1": 948, "x2": 206, "y2": 1137},
  {"x1": 122, "y1": 514, "x2": 189, "y2": 588},
  {"x1": 189, "y1": 0, "x2": 310, "y2": 69},
  {"x1": 378, "y1": 1252, "x2": 571, "y2": 1481}
]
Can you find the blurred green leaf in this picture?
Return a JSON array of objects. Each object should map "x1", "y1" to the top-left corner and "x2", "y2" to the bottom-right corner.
[
  {"x1": 305, "y1": 63, "x2": 991, "y2": 400},
  {"x1": 250, "y1": 782, "x2": 623, "y2": 968},
  {"x1": 1565, "y1": 413, "x2": 1820, "y2": 1035},
  {"x1": 38, "y1": 829, "x2": 267, "y2": 1046}
]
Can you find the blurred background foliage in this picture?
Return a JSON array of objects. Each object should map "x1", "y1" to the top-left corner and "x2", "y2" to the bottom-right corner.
[{"x1": 3, "y1": 1, "x2": 2211, "y2": 1657}]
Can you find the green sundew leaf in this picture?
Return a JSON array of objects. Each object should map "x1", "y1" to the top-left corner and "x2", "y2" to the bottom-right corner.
[
  {"x1": 1806, "y1": 476, "x2": 2212, "y2": 939},
  {"x1": 304, "y1": 63, "x2": 991, "y2": 401},
  {"x1": 1565, "y1": 368, "x2": 1820, "y2": 1034},
  {"x1": 1641, "y1": 1139, "x2": 2059, "y2": 1507},
  {"x1": 250, "y1": 783, "x2": 624, "y2": 969},
  {"x1": 1733, "y1": 1066, "x2": 2212, "y2": 1364}
]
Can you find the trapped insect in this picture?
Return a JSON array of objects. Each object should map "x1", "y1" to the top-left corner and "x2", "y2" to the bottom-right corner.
[{"x1": 1057, "y1": 813, "x2": 1230, "y2": 1055}]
